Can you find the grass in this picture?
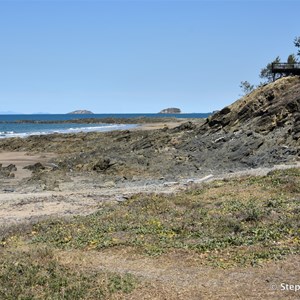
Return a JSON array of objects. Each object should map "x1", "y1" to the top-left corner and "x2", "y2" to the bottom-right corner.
[
  {"x1": 0, "y1": 168, "x2": 299, "y2": 297},
  {"x1": 15, "y1": 167, "x2": 299, "y2": 267},
  {"x1": 0, "y1": 246, "x2": 137, "y2": 300}
]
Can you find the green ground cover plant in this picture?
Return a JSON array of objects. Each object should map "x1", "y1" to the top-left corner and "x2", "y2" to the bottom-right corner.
[
  {"x1": 18, "y1": 168, "x2": 300, "y2": 267},
  {"x1": 0, "y1": 168, "x2": 299, "y2": 298}
]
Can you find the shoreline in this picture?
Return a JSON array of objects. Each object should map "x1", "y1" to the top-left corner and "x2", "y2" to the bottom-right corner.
[
  {"x1": 0, "y1": 117, "x2": 195, "y2": 139},
  {"x1": 0, "y1": 106, "x2": 299, "y2": 227},
  {"x1": 0, "y1": 115, "x2": 209, "y2": 124}
]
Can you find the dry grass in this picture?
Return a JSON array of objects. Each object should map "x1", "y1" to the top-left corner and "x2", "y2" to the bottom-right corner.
[
  {"x1": 0, "y1": 246, "x2": 138, "y2": 299},
  {"x1": 16, "y1": 167, "x2": 300, "y2": 267},
  {"x1": 1, "y1": 167, "x2": 299, "y2": 299}
]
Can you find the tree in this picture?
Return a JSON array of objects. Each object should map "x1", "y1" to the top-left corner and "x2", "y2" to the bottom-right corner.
[
  {"x1": 294, "y1": 36, "x2": 300, "y2": 56},
  {"x1": 239, "y1": 81, "x2": 255, "y2": 95},
  {"x1": 287, "y1": 54, "x2": 298, "y2": 64},
  {"x1": 239, "y1": 37, "x2": 300, "y2": 92},
  {"x1": 260, "y1": 56, "x2": 281, "y2": 83}
]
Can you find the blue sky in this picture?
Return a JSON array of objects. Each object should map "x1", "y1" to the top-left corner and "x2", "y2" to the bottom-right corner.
[{"x1": 0, "y1": 0, "x2": 299, "y2": 114}]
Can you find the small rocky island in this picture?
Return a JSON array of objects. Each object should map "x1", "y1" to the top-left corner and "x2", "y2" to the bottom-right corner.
[
  {"x1": 67, "y1": 110, "x2": 94, "y2": 114},
  {"x1": 159, "y1": 107, "x2": 181, "y2": 114}
]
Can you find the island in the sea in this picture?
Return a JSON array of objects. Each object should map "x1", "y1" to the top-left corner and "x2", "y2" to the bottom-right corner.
[
  {"x1": 159, "y1": 107, "x2": 181, "y2": 114},
  {"x1": 67, "y1": 110, "x2": 94, "y2": 114}
]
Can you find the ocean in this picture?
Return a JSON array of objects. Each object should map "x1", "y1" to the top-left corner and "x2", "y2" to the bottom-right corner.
[{"x1": 0, "y1": 113, "x2": 210, "y2": 139}]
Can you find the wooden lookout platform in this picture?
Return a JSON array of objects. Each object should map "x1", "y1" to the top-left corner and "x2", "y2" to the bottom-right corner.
[{"x1": 272, "y1": 63, "x2": 300, "y2": 76}]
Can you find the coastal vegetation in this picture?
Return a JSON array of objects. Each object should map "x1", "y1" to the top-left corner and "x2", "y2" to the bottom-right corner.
[
  {"x1": 0, "y1": 168, "x2": 299, "y2": 298},
  {"x1": 29, "y1": 168, "x2": 300, "y2": 266}
]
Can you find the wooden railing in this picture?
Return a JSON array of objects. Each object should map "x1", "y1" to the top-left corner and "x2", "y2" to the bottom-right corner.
[{"x1": 272, "y1": 63, "x2": 300, "y2": 74}]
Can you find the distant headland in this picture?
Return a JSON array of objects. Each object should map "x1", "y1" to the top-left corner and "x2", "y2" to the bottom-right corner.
[{"x1": 67, "y1": 110, "x2": 94, "y2": 114}]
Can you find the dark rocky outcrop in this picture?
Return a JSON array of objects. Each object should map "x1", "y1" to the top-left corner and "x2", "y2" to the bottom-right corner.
[
  {"x1": 204, "y1": 76, "x2": 300, "y2": 136},
  {"x1": 194, "y1": 76, "x2": 300, "y2": 168}
]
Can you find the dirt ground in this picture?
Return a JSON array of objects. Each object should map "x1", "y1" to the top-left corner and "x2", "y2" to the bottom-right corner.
[
  {"x1": 56, "y1": 248, "x2": 300, "y2": 299},
  {"x1": 1, "y1": 151, "x2": 300, "y2": 300}
]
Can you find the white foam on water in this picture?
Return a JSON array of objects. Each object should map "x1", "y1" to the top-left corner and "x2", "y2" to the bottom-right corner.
[{"x1": 0, "y1": 124, "x2": 136, "y2": 139}]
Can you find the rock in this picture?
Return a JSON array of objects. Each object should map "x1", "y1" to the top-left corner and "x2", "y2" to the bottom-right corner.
[
  {"x1": 214, "y1": 136, "x2": 226, "y2": 143},
  {"x1": 205, "y1": 76, "x2": 300, "y2": 134},
  {"x1": 3, "y1": 188, "x2": 15, "y2": 193},
  {"x1": 132, "y1": 140, "x2": 153, "y2": 151},
  {"x1": 23, "y1": 162, "x2": 45, "y2": 172},
  {"x1": 159, "y1": 108, "x2": 181, "y2": 114},
  {"x1": 92, "y1": 158, "x2": 111, "y2": 172},
  {"x1": 102, "y1": 181, "x2": 116, "y2": 188},
  {"x1": 67, "y1": 110, "x2": 94, "y2": 114},
  {"x1": 0, "y1": 164, "x2": 17, "y2": 179},
  {"x1": 163, "y1": 181, "x2": 179, "y2": 187},
  {"x1": 172, "y1": 121, "x2": 196, "y2": 132},
  {"x1": 4, "y1": 164, "x2": 17, "y2": 172},
  {"x1": 115, "y1": 195, "x2": 129, "y2": 202},
  {"x1": 47, "y1": 163, "x2": 59, "y2": 170},
  {"x1": 75, "y1": 164, "x2": 83, "y2": 170}
]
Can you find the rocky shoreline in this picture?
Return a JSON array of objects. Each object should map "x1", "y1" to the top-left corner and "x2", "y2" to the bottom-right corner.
[
  {"x1": 0, "y1": 76, "x2": 299, "y2": 225},
  {"x1": 0, "y1": 116, "x2": 298, "y2": 191}
]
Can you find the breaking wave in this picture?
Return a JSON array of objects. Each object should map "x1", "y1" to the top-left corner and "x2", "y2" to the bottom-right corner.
[{"x1": 0, "y1": 124, "x2": 137, "y2": 139}]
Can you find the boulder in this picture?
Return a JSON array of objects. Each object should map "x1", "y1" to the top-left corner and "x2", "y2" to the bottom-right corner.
[
  {"x1": 92, "y1": 158, "x2": 111, "y2": 172},
  {"x1": 23, "y1": 162, "x2": 45, "y2": 172}
]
